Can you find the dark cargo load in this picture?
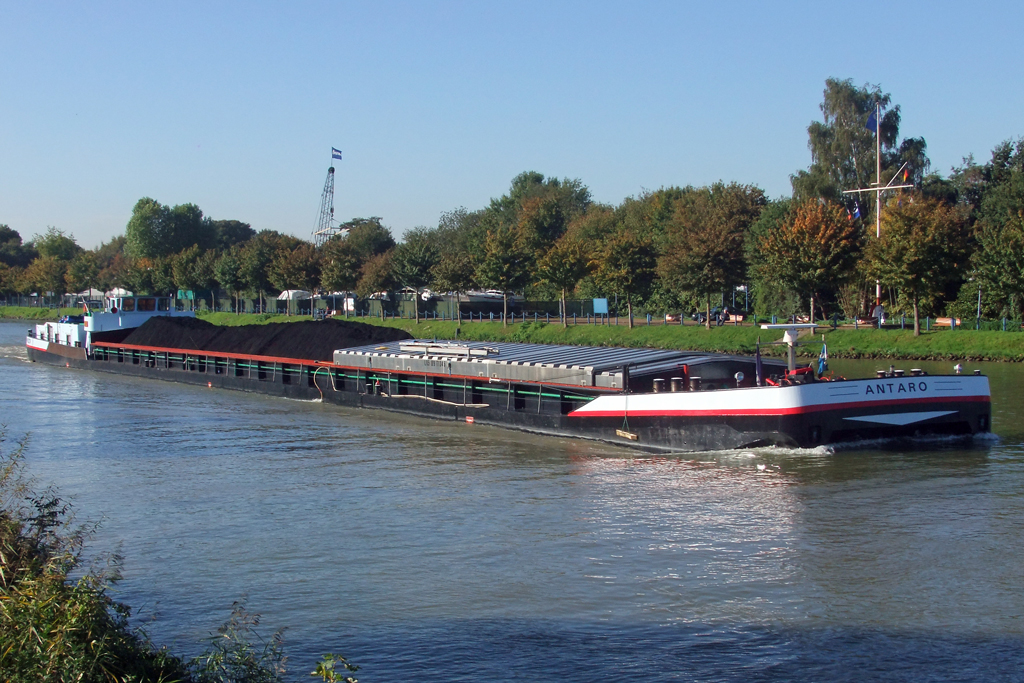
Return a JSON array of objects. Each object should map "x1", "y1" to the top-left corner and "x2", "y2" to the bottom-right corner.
[{"x1": 121, "y1": 316, "x2": 412, "y2": 362}]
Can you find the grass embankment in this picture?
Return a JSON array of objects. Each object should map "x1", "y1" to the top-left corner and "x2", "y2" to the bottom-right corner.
[
  {"x1": 4, "y1": 307, "x2": 1018, "y2": 360},
  {"x1": 198, "y1": 312, "x2": 1024, "y2": 362},
  {"x1": 0, "y1": 306, "x2": 85, "y2": 320}
]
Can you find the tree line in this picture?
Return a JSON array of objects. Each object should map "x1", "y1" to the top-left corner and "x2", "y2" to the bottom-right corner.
[{"x1": 2, "y1": 78, "x2": 1023, "y2": 335}]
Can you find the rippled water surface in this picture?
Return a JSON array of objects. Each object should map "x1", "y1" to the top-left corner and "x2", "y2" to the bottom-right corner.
[{"x1": 3, "y1": 321, "x2": 1024, "y2": 681}]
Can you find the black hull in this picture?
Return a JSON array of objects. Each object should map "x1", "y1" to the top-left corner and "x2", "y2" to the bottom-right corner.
[{"x1": 26, "y1": 345, "x2": 991, "y2": 453}]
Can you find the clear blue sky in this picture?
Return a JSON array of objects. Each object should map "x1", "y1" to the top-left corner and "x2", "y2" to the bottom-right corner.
[{"x1": 1, "y1": 1, "x2": 1021, "y2": 249}]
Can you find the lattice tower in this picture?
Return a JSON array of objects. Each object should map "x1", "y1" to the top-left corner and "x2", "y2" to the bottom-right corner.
[{"x1": 311, "y1": 166, "x2": 339, "y2": 248}]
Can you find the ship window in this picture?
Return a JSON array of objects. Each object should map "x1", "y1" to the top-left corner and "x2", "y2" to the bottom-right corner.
[
  {"x1": 137, "y1": 297, "x2": 156, "y2": 311},
  {"x1": 121, "y1": 298, "x2": 135, "y2": 312},
  {"x1": 157, "y1": 298, "x2": 171, "y2": 311}
]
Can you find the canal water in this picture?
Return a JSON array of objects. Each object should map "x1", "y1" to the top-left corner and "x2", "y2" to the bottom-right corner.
[{"x1": 2, "y1": 321, "x2": 1023, "y2": 682}]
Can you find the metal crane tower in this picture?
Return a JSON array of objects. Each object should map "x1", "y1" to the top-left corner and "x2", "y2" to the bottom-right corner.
[{"x1": 311, "y1": 166, "x2": 337, "y2": 248}]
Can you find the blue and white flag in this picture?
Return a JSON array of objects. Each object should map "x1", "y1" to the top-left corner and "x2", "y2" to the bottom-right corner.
[
  {"x1": 852, "y1": 203, "x2": 861, "y2": 219},
  {"x1": 865, "y1": 109, "x2": 877, "y2": 132},
  {"x1": 818, "y1": 341, "x2": 829, "y2": 376},
  {"x1": 331, "y1": 147, "x2": 343, "y2": 160}
]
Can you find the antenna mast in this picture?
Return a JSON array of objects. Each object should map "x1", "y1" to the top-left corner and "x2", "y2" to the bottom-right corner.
[
  {"x1": 843, "y1": 103, "x2": 913, "y2": 303},
  {"x1": 312, "y1": 147, "x2": 346, "y2": 248}
]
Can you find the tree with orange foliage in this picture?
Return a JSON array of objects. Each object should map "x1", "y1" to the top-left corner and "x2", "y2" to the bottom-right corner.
[{"x1": 753, "y1": 201, "x2": 864, "y2": 322}]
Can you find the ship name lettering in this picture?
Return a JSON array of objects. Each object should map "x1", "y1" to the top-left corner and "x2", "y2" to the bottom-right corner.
[{"x1": 865, "y1": 381, "x2": 927, "y2": 396}]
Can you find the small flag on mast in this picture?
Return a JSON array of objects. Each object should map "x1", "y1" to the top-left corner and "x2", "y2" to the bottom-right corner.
[
  {"x1": 852, "y1": 203, "x2": 861, "y2": 220},
  {"x1": 818, "y1": 341, "x2": 829, "y2": 376},
  {"x1": 865, "y1": 109, "x2": 877, "y2": 132},
  {"x1": 331, "y1": 147, "x2": 343, "y2": 160}
]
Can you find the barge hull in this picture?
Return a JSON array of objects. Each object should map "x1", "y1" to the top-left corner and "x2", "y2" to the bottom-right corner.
[{"x1": 26, "y1": 342, "x2": 991, "y2": 452}]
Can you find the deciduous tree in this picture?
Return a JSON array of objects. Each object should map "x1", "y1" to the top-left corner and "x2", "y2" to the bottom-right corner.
[
  {"x1": 537, "y1": 236, "x2": 591, "y2": 327},
  {"x1": 355, "y1": 250, "x2": 396, "y2": 319},
  {"x1": 476, "y1": 226, "x2": 534, "y2": 326},
  {"x1": 659, "y1": 183, "x2": 764, "y2": 328},
  {"x1": 754, "y1": 201, "x2": 864, "y2": 322},
  {"x1": 866, "y1": 196, "x2": 968, "y2": 334},
  {"x1": 392, "y1": 227, "x2": 439, "y2": 322},
  {"x1": 592, "y1": 229, "x2": 657, "y2": 329},
  {"x1": 215, "y1": 250, "x2": 244, "y2": 314}
]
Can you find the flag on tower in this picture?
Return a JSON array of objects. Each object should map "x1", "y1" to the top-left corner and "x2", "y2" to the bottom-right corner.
[
  {"x1": 331, "y1": 148, "x2": 343, "y2": 160},
  {"x1": 865, "y1": 109, "x2": 877, "y2": 132},
  {"x1": 852, "y1": 203, "x2": 861, "y2": 220}
]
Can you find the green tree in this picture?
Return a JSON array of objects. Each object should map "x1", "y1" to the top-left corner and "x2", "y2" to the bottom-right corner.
[
  {"x1": 320, "y1": 239, "x2": 361, "y2": 294},
  {"x1": 429, "y1": 252, "x2": 476, "y2": 320},
  {"x1": 340, "y1": 217, "x2": 396, "y2": 262},
  {"x1": 270, "y1": 243, "x2": 320, "y2": 315},
  {"x1": 125, "y1": 198, "x2": 216, "y2": 258},
  {"x1": 0, "y1": 225, "x2": 37, "y2": 269},
  {"x1": 125, "y1": 197, "x2": 168, "y2": 259},
  {"x1": 592, "y1": 229, "x2": 657, "y2": 329},
  {"x1": 969, "y1": 211, "x2": 1024, "y2": 318},
  {"x1": 209, "y1": 219, "x2": 256, "y2": 250},
  {"x1": 754, "y1": 201, "x2": 864, "y2": 322},
  {"x1": 866, "y1": 196, "x2": 968, "y2": 335},
  {"x1": 476, "y1": 226, "x2": 534, "y2": 326},
  {"x1": 745, "y1": 198, "x2": 797, "y2": 317},
  {"x1": 23, "y1": 256, "x2": 68, "y2": 302},
  {"x1": 194, "y1": 249, "x2": 219, "y2": 311},
  {"x1": 487, "y1": 171, "x2": 591, "y2": 236},
  {"x1": 33, "y1": 227, "x2": 81, "y2": 263},
  {"x1": 791, "y1": 78, "x2": 929, "y2": 211},
  {"x1": 172, "y1": 245, "x2": 203, "y2": 308},
  {"x1": 239, "y1": 231, "x2": 281, "y2": 312},
  {"x1": 65, "y1": 251, "x2": 100, "y2": 295},
  {"x1": 215, "y1": 250, "x2": 245, "y2": 314},
  {"x1": 355, "y1": 250, "x2": 396, "y2": 319},
  {"x1": 536, "y1": 236, "x2": 591, "y2": 327},
  {"x1": 392, "y1": 227, "x2": 440, "y2": 322},
  {"x1": 658, "y1": 183, "x2": 765, "y2": 328},
  {"x1": 151, "y1": 256, "x2": 177, "y2": 296}
]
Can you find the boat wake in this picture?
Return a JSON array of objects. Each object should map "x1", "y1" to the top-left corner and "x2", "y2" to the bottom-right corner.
[
  {"x1": 0, "y1": 344, "x2": 29, "y2": 361},
  {"x1": 827, "y1": 431, "x2": 998, "y2": 452}
]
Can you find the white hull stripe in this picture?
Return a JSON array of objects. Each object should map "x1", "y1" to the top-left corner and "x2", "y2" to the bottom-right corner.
[{"x1": 569, "y1": 376, "x2": 990, "y2": 418}]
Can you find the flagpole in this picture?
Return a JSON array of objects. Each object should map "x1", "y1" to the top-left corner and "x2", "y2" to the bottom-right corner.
[{"x1": 843, "y1": 103, "x2": 912, "y2": 311}]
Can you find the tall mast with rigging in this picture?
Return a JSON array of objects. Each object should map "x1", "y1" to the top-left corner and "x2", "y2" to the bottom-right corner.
[{"x1": 843, "y1": 103, "x2": 913, "y2": 304}]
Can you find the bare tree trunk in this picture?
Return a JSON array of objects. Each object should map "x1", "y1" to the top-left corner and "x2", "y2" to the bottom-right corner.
[
  {"x1": 705, "y1": 293, "x2": 711, "y2": 330},
  {"x1": 414, "y1": 291, "x2": 420, "y2": 323},
  {"x1": 503, "y1": 291, "x2": 508, "y2": 327},
  {"x1": 913, "y1": 296, "x2": 920, "y2": 336},
  {"x1": 627, "y1": 293, "x2": 633, "y2": 329},
  {"x1": 810, "y1": 294, "x2": 815, "y2": 325},
  {"x1": 561, "y1": 288, "x2": 567, "y2": 329}
]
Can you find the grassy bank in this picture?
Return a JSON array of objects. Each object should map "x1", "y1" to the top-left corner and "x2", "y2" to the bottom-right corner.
[
  {"x1": 198, "y1": 312, "x2": 1024, "y2": 362},
  {"x1": 0, "y1": 305, "x2": 85, "y2": 320},
  {"x1": 4, "y1": 306, "x2": 1018, "y2": 360}
]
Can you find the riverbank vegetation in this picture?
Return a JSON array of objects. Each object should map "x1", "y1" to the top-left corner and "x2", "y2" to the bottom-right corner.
[
  {"x1": 2, "y1": 79, "x2": 1023, "y2": 341},
  {"x1": 193, "y1": 311, "x2": 1024, "y2": 362},
  {"x1": 0, "y1": 430, "x2": 357, "y2": 683}
]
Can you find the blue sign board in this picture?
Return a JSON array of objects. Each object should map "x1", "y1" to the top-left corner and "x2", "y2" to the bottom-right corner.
[{"x1": 593, "y1": 298, "x2": 609, "y2": 315}]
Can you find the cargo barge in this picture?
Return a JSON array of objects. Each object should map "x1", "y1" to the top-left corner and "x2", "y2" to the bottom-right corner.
[{"x1": 25, "y1": 297, "x2": 991, "y2": 452}]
